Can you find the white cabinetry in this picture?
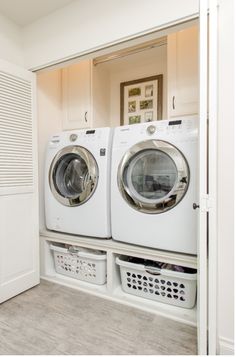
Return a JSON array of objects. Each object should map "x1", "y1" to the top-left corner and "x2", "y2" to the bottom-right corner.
[
  {"x1": 62, "y1": 60, "x2": 92, "y2": 130},
  {"x1": 167, "y1": 26, "x2": 198, "y2": 118}
]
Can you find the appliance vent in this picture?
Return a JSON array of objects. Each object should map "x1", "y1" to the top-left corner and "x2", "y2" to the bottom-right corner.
[{"x1": 0, "y1": 71, "x2": 33, "y2": 193}]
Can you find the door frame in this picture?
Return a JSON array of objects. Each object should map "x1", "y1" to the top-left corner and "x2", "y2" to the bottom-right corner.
[
  {"x1": 34, "y1": 5, "x2": 219, "y2": 354},
  {"x1": 207, "y1": 0, "x2": 218, "y2": 354}
]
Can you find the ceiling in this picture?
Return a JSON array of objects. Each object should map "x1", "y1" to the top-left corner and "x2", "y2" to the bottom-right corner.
[{"x1": 0, "y1": 0, "x2": 75, "y2": 26}]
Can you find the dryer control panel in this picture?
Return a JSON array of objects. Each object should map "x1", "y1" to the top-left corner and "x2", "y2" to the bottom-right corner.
[{"x1": 113, "y1": 116, "x2": 198, "y2": 148}]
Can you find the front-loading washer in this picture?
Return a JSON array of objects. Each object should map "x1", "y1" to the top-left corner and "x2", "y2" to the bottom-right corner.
[
  {"x1": 111, "y1": 117, "x2": 198, "y2": 254},
  {"x1": 45, "y1": 127, "x2": 112, "y2": 238}
]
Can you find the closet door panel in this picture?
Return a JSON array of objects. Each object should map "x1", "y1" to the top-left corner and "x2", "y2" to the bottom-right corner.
[
  {"x1": 0, "y1": 195, "x2": 38, "y2": 302},
  {"x1": 0, "y1": 59, "x2": 39, "y2": 303}
]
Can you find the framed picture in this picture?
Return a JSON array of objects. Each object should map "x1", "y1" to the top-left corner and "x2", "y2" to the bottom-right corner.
[{"x1": 120, "y1": 74, "x2": 163, "y2": 125}]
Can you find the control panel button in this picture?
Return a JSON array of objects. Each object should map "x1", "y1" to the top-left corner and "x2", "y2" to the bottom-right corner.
[
  {"x1": 147, "y1": 125, "x2": 156, "y2": 135},
  {"x1": 70, "y1": 134, "x2": 78, "y2": 142}
]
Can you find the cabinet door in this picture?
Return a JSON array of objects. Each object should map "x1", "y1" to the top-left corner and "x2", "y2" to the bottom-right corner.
[
  {"x1": 0, "y1": 59, "x2": 39, "y2": 303},
  {"x1": 62, "y1": 60, "x2": 92, "y2": 130},
  {"x1": 167, "y1": 26, "x2": 199, "y2": 117}
]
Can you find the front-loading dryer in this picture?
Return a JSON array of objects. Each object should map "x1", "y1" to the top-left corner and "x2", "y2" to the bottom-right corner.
[
  {"x1": 111, "y1": 117, "x2": 198, "y2": 254},
  {"x1": 45, "y1": 127, "x2": 112, "y2": 238}
]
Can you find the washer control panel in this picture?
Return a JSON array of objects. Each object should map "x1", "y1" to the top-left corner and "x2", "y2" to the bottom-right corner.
[
  {"x1": 79, "y1": 129, "x2": 102, "y2": 141},
  {"x1": 48, "y1": 128, "x2": 111, "y2": 151}
]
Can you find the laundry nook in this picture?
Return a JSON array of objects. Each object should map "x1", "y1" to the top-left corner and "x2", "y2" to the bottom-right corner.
[{"x1": 0, "y1": 0, "x2": 234, "y2": 355}]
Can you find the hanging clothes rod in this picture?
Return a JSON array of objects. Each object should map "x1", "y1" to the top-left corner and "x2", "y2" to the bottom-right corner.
[{"x1": 93, "y1": 37, "x2": 167, "y2": 66}]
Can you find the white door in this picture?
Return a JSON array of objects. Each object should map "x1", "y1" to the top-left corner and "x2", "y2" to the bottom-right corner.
[
  {"x1": 197, "y1": 0, "x2": 208, "y2": 354},
  {"x1": 198, "y1": 0, "x2": 220, "y2": 354},
  {"x1": 0, "y1": 59, "x2": 39, "y2": 303}
]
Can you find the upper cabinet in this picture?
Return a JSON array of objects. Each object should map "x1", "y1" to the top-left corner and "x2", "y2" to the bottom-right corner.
[
  {"x1": 167, "y1": 26, "x2": 199, "y2": 118},
  {"x1": 62, "y1": 60, "x2": 92, "y2": 130}
]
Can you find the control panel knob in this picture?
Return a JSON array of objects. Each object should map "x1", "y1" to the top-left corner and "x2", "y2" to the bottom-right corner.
[
  {"x1": 147, "y1": 125, "x2": 156, "y2": 135},
  {"x1": 70, "y1": 134, "x2": 78, "y2": 142}
]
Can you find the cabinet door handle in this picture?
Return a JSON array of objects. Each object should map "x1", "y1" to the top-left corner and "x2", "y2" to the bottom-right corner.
[
  {"x1": 84, "y1": 111, "x2": 88, "y2": 122},
  {"x1": 172, "y1": 96, "x2": 175, "y2": 110}
]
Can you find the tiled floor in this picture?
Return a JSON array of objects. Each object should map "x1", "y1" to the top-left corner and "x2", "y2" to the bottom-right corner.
[{"x1": 0, "y1": 280, "x2": 197, "y2": 355}]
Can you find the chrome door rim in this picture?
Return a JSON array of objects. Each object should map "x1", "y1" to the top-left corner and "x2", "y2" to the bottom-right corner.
[
  {"x1": 49, "y1": 145, "x2": 99, "y2": 207},
  {"x1": 117, "y1": 140, "x2": 190, "y2": 214}
]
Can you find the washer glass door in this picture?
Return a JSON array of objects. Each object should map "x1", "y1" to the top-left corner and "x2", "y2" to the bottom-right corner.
[
  {"x1": 49, "y1": 146, "x2": 98, "y2": 206},
  {"x1": 118, "y1": 140, "x2": 189, "y2": 213}
]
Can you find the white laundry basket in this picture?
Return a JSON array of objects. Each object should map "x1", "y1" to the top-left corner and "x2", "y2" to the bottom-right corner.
[
  {"x1": 50, "y1": 244, "x2": 107, "y2": 285},
  {"x1": 116, "y1": 256, "x2": 197, "y2": 308}
]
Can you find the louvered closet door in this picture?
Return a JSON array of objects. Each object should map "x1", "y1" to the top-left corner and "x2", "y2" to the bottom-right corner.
[{"x1": 0, "y1": 59, "x2": 39, "y2": 303}]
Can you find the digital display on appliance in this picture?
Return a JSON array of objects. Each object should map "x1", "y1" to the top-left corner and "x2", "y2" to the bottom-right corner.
[
  {"x1": 86, "y1": 130, "x2": 95, "y2": 134},
  {"x1": 168, "y1": 120, "x2": 182, "y2": 126}
]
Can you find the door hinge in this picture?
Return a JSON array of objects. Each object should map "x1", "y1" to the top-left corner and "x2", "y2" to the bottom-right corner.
[{"x1": 200, "y1": 194, "x2": 212, "y2": 212}]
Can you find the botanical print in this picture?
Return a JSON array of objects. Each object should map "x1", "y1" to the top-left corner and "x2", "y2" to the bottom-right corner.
[
  {"x1": 129, "y1": 115, "x2": 141, "y2": 125},
  {"x1": 144, "y1": 111, "x2": 153, "y2": 122},
  {"x1": 145, "y1": 84, "x2": 154, "y2": 97},
  {"x1": 140, "y1": 100, "x2": 153, "y2": 110},
  {"x1": 128, "y1": 101, "x2": 136, "y2": 113},
  {"x1": 128, "y1": 87, "x2": 141, "y2": 97}
]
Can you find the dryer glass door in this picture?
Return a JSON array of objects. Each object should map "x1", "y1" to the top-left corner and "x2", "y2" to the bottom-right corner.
[
  {"x1": 49, "y1": 146, "x2": 98, "y2": 206},
  {"x1": 118, "y1": 140, "x2": 189, "y2": 213}
]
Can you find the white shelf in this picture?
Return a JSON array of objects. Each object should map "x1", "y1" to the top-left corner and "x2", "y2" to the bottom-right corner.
[
  {"x1": 40, "y1": 231, "x2": 197, "y2": 327},
  {"x1": 40, "y1": 229, "x2": 197, "y2": 268},
  {"x1": 42, "y1": 273, "x2": 108, "y2": 296}
]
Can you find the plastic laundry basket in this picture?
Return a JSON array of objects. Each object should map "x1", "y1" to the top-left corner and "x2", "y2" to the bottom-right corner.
[
  {"x1": 50, "y1": 243, "x2": 107, "y2": 285},
  {"x1": 116, "y1": 256, "x2": 197, "y2": 308}
]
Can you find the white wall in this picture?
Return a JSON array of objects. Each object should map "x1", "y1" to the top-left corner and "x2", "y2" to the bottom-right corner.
[
  {"x1": 93, "y1": 45, "x2": 167, "y2": 128},
  {"x1": 92, "y1": 63, "x2": 111, "y2": 128},
  {"x1": 217, "y1": 0, "x2": 234, "y2": 354},
  {"x1": 37, "y1": 70, "x2": 63, "y2": 230},
  {"x1": 108, "y1": 45, "x2": 167, "y2": 127},
  {"x1": 0, "y1": 12, "x2": 23, "y2": 66},
  {"x1": 22, "y1": 0, "x2": 198, "y2": 70}
]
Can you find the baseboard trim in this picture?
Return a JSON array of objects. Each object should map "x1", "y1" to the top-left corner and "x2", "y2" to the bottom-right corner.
[{"x1": 218, "y1": 337, "x2": 234, "y2": 355}]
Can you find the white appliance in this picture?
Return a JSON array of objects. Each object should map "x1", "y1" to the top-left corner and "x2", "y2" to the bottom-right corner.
[
  {"x1": 111, "y1": 117, "x2": 198, "y2": 254},
  {"x1": 45, "y1": 127, "x2": 112, "y2": 238}
]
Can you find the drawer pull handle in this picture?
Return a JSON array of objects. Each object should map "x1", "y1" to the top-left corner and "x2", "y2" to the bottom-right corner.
[{"x1": 172, "y1": 96, "x2": 175, "y2": 110}]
